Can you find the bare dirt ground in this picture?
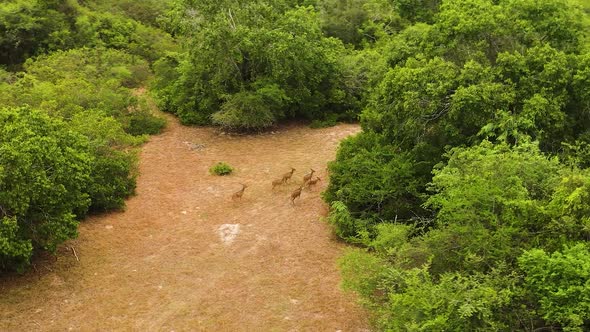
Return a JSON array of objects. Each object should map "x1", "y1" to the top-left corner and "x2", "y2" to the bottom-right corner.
[{"x1": 0, "y1": 114, "x2": 369, "y2": 331}]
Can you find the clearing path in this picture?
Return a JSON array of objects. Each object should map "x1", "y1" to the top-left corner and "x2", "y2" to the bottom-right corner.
[{"x1": 0, "y1": 115, "x2": 369, "y2": 331}]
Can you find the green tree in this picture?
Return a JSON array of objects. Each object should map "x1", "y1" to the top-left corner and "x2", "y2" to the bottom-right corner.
[
  {"x1": 324, "y1": 132, "x2": 422, "y2": 230},
  {"x1": 156, "y1": 1, "x2": 357, "y2": 129},
  {"x1": 327, "y1": 0, "x2": 589, "y2": 227},
  {"x1": 318, "y1": 0, "x2": 402, "y2": 47},
  {"x1": 0, "y1": 48, "x2": 153, "y2": 214},
  {"x1": 0, "y1": 0, "x2": 78, "y2": 67},
  {"x1": 519, "y1": 244, "x2": 590, "y2": 331},
  {"x1": 0, "y1": 107, "x2": 92, "y2": 271},
  {"x1": 339, "y1": 141, "x2": 590, "y2": 330},
  {"x1": 0, "y1": 0, "x2": 175, "y2": 67}
]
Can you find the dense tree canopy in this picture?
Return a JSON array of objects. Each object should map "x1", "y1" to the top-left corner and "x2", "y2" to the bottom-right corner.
[
  {"x1": 152, "y1": 0, "x2": 359, "y2": 129},
  {"x1": 0, "y1": 0, "x2": 175, "y2": 68},
  {"x1": 322, "y1": 0, "x2": 590, "y2": 330},
  {"x1": 0, "y1": 1, "x2": 168, "y2": 272},
  {"x1": 326, "y1": 0, "x2": 590, "y2": 225},
  {"x1": 338, "y1": 142, "x2": 590, "y2": 330},
  {"x1": 0, "y1": 107, "x2": 91, "y2": 271}
]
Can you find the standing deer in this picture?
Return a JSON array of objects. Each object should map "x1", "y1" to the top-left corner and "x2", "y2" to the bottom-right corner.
[
  {"x1": 302, "y1": 168, "x2": 315, "y2": 185},
  {"x1": 281, "y1": 167, "x2": 296, "y2": 184},
  {"x1": 232, "y1": 184, "x2": 248, "y2": 200},
  {"x1": 290, "y1": 186, "x2": 303, "y2": 205},
  {"x1": 306, "y1": 177, "x2": 321, "y2": 189}
]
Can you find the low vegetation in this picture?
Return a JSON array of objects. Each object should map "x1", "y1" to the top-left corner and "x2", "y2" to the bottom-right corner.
[{"x1": 210, "y1": 162, "x2": 234, "y2": 176}]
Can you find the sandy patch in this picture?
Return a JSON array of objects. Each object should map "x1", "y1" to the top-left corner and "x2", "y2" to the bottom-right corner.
[{"x1": 218, "y1": 224, "x2": 241, "y2": 245}]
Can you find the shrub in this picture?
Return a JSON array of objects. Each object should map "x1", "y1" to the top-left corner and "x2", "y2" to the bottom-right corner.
[
  {"x1": 328, "y1": 201, "x2": 373, "y2": 244},
  {"x1": 209, "y1": 162, "x2": 233, "y2": 176},
  {"x1": 69, "y1": 112, "x2": 143, "y2": 214},
  {"x1": 323, "y1": 132, "x2": 423, "y2": 230},
  {"x1": 125, "y1": 110, "x2": 167, "y2": 136},
  {"x1": 86, "y1": 149, "x2": 138, "y2": 213},
  {"x1": 211, "y1": 91, "x2": 277, "y2": 131},
  {"x1": 159, "y1": 3, "x2": 358, "y2": 129},
  {"x1": 0, "y1": 107, "x2": 92, "y2": 271},
  {"x1": 0, "y1": 217, "x2": 34, "y2": 273},
  {"x1": 519, "y1": 244, "x2": 590, "y2": 331},
  {"x1": 309, "y1": 113, "x2": 339, "y2": 129}
]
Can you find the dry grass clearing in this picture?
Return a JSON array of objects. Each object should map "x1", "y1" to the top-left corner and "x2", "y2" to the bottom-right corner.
[{"x1": 0, "y1": 115, "x2": 369, "y2": 331}]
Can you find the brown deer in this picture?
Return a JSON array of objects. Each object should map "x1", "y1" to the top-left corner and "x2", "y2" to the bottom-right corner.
[
  {"x1": 302, "y1": 168, "x2": 315, "y2": 185},
  {"x1": 281, "y1": 167, "x2": 296, "y2": 184},
  {"x1": 271, "y1": 178, "x2": 283, "y2": 190},
  {"x1": 306, "y1": 176, "x2": 321, "y2": 189},
  {"x1": 290, "y1": 186, "x2": 303, "y2": 205},
  {"x1": 232, "y1": 184, "x2": 247, "y2": 200}
]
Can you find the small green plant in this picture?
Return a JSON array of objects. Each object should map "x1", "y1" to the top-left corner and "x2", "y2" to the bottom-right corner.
[{"x1": 210, "y1": 162, "x2": 234, "y2": 176}]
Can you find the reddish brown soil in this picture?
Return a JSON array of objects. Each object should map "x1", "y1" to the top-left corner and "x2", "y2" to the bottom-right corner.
[{"x1": 0, "y1": 115, "x2": 369, "y2": 331}]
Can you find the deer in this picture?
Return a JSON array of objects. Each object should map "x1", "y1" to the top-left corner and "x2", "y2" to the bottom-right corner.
[
  {"x1": 302, "y1": 168, "x2": 315, "y2": 185},
  {"x1": 306, "y1": 176, "x2": 321, "y2": 189},
  {"x1": 290, "y1": 186, "x2": 303, "y2": 205},
  {"x1": 232, "y1": 183, "x2": 248, "y2": 200},
  {"x1": 281, "y1": 167, "x2": 296, "y2": 184},
  {"x1": 271, "y1": 178, "x2": 283, "y2": 190}
]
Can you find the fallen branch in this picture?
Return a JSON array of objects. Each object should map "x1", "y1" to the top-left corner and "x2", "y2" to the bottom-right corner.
[{"x1": 70, "y1": 246, "x2": 79, "y2": 262}]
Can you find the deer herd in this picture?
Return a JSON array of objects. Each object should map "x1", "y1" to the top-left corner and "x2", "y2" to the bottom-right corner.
[{"x1": 231, "y1": 167, "x2": 322, "y2": 205}]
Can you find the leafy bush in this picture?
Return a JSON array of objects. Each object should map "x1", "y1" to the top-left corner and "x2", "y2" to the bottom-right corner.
[
  {"x1": 0, "y1": 0, "x2": 173, "y2": 274},
  {"x1": 369, "y1": 223, "x2": 412, "y2": 254},
  {"x1": 85, "y1": 149, "x2": 138, "y2": 213},
  {"x1": 0, "y1": 217, "x2": 33, "y2": 273},
  {"x1": 125, "y1": 110, "x2": 167, "y2": 136},
  {"x1": 327, "y1": 0, "x2": 590, "y2": 232},
  {"x1": 3, "y1": 48, "x2": 152, "y2": 216},
  {"x1": 340, "y1": 250, "x2": 515, "y2": 331},
  {"x1": 83, "y1": 0, "x2": 174, "y2": 27},
  {"x1": 519, "y1": 244, "x2": 590, "y2": 331},
  {"x1": 0, "y1": 0, "x2": 80, "y2": 67},
  {"x1": 0, "y1": 47, "x2": 152, "y2": 222},
  {"x1": 2, "y1": 48, "x2": 154, "y2": 213},
  {"x1": 324, "y1": 132, "x2": 423, "y2": 232},
  {"x1": 75, "y1": 10, "x2": 177, "y2": 63},
  {"x1": 375, "y1": 266, "x2": 514, "y2": 331},
  {"x1": 339, "y1": 249, "x2": 388, "y2": 306},
  {"x1": 322, "y1": 1, "x2": 388, "y2": 42},
  {"x1": 69, "y1": 110, "x2": 143, "y2": 214},
  {"x1": 209, "y1": 162, "x2": 234, "y2": 176},
  {"x1": 5, "y1": 47, "x2": 152, "y2": 120},
  {"x1": 211, "y1": 91, "x2": 278, "y2": 131},
  {"x1": 156, "y1": 2, "x2": 358, "y2": 130},
  {"x1": 338, "y1": 141, "x2": 590, "y2": 330},
  {"x1": 328, "y1": 201, "x2": 371, "y2": 243},
  {"x1": 0, "y1": 107, "x2": 92, "y2": 271},
  {"x1": 0, "y1": 0, "x2": 176, "y2": 67},
  {"x1": 309, "y1": 113, "x2": 339, "y2": 128}
]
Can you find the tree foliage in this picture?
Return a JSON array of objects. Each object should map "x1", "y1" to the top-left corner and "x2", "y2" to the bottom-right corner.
[
  {"x1": 340, "y1": 142, "x2": 590, "y2": 330},
  {"x1": 326, "y1": 0, "x2": 590, "y2": 227},
  {"x1": 519, "y1": 244, "x2": 590, "y2": 331},
  {"x1": 0, "y1": 5, "x2": 171, "y2": 271},
  {"x1": 153, "y1": 0, "x2": 359, "y2": 130},
  {"x1": 0, "y1": 0, "x2": 176, "y2": 67},
  {"x1": 326, "y1": 1, "x2": 590, "y2": 329},
  {"x1": 0, "y1": 107, "x2": 91, "y2": 271}
]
